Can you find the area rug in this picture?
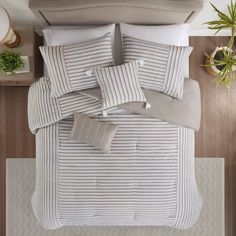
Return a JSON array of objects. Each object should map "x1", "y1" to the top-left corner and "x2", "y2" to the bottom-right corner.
[{"x1": 6, "y1": 158, "x2": 224, "y2": 236}]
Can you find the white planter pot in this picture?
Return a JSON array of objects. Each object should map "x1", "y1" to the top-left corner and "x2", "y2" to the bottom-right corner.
[
  {"x1": 205, "y1": 46, "x2": 236, "y2": 76},
  {"x1": 15, "y1": 56, "x2": 30, "y2": 74},
  {"x1": 5, "y1": 56, "x2": 30, "y2": 75}
]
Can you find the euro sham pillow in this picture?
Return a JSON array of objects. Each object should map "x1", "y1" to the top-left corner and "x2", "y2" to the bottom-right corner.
[
  {"x1": 122, "y1": 36, "x2": 193, "y2": 99},
  {"x1": 119, "y1": 23, "x2": 190, "y2": 78},
  {"x1": 93, "y1": 60, "x2": 150, "y2": 117},
  {"x1": 40, "y1": 33, "x2": 114, "y2": 98},
  {"x1": 68, "y1": 113, "x2": 119, "y2": 153}
]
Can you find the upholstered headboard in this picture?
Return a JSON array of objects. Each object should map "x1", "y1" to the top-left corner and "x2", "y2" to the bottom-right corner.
[{"x1": 29, "y1": 0, "x2": 203, "y2": 26}]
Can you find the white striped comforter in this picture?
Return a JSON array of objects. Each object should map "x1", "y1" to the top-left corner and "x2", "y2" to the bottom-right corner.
[{"x1": 28, "y1": 77, "x2": 202, "y2": 230}]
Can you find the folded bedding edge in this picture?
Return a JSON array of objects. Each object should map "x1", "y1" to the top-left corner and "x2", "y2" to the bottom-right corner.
[
  {"x1": 28, "y1": 77, "x2": 201, "y2": 134},
  {"x1": 81, "y1": 78, "x2": 201, "y2": 131}
]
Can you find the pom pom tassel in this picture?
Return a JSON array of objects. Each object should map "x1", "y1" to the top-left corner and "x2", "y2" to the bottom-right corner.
[
  {"x1": 85, "y1": 69, "x2": 92, "y2": 76},
  {"x1": 145, "y1": 102, "x2": 151, "y2": 109},
  {"x1": 138, "y1": 59, "x2": 145, "y2": 66},
  {"x1": 102, "y1": 111, "x2": 108, "y2": 117}
]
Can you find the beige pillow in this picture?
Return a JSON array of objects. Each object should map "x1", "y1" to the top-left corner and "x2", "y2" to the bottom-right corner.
[{"x1": 68, "y1": 113, "x2": 119, "y2": 153}]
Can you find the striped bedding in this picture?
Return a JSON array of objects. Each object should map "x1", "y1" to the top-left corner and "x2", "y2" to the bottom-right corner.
[
  {"x1": 123, "y1": 36, "x2": 192, "y2": 99},
  {"x1": 28, "y1": 77, "x2": 202, "y2": 230},
  {"x1": 39, "y1": 33, "x2": 113, "y2": 98}
]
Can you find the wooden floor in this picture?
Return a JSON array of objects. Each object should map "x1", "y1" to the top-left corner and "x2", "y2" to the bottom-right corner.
[
  {"x1": 190, "y1": 36, "x2": 236, "y2": 236},
  {"x1": 0, "y1": 36, "x2": 235, "y2": 236},
  {"x1": 0, "y1": 87, "x2": 35, "y2": 236}
]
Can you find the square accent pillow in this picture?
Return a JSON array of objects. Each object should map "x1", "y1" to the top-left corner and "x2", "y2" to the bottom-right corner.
[
  {"x1": 93, "y1": 60, "x2": 150, "y2": 116},
  {"x1": 40, "y1": 33, "x2": 114, "y2": 98},
  {"x1": 122, "y1": 35, "x2": 193, "y2": 99},
  {"x1": 68, "y1": 113, "x2": 119, "y2": 153}
]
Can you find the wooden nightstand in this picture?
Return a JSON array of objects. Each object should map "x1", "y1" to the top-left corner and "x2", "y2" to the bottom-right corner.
[{"x1": 0, "y1": 26, "x2": 43, "y2": 86}]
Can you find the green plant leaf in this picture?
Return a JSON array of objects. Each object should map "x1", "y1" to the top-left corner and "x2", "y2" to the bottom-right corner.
[
  {"x1": 0, "y1": 50, "x2": 24, "y2": 75},
  {"x1": 202, "y1": 47, "x2": 236, "y2": 89},
  {"x1": 205, "y1": 1, "x2": 236, "y2": 50},
  {"x1": 203, "y1": 1, "x2": 236, "y2": 88},
  {"x1": 210, "y1": 3, "x2": 232, "y2": 23}
]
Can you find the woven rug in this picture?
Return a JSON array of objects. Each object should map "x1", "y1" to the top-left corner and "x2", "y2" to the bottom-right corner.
[{"x1": 6, "y1": 158, "x2": 224, "y2": 236}]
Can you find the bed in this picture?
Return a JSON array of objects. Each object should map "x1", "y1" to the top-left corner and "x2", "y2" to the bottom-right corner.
[{"x1": 29, "y1": 0, "x2": 203, "y2": 231}]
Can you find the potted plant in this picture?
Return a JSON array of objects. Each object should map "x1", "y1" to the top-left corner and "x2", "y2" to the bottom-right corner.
[
  {"x1": 204, "y1": 1, "x2": 236, "y2": 88},
  {"x1": 0, "y1": 50, "x2": 24, "y2": 75}
]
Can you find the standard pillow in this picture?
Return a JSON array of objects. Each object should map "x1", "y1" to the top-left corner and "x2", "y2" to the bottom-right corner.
[
  {"x1": 93, "y1": 60, "x2": 149, "y2": 116},
  {"x1": 122, "y1": 36, "x2": 193, "y2": 99},
  {"x1": 119, "y1": 23, "x2": 189, "y2": 46},
  {"x1": 68, "y1": 113, "x2": 119, "y2": 153},
  {"x1": 119, "y1": 23, "x2": 190, "y2": 77},
  {"x1": 40, "y1": 33, "x2": 114, "y2": 98},
  {"x1": 43, "y1": 24, "x2": 118, "y2": 62}
]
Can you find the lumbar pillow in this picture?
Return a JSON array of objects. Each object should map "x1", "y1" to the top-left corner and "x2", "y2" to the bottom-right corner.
[
  {"x1": 40, "y1": 33, "x2": 114, "y2": 98},
  {"x1": 68, "y1": 113, "x2": 119, "y2": 153},
  {"x1": 122, "y1": 35, "x2": 193, "y2": 99},
  {"x1": 93, "y1": 60, "x2": 150, "y2": 117}
]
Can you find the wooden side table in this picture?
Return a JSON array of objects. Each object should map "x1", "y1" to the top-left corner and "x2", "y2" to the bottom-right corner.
[{"x1": 0, "y1": 26, "x2": 43, "y2": 86}]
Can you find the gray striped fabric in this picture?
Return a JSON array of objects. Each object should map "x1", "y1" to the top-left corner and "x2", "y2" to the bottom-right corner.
[
  {"x1": 93, "y1": 61, "x2": 147, "y2": 116},
  {"x1": 40, "y1": 33, "x2": 114, "y2": 98},
  {"x1": 122, "y1": 36, "x2": 193, "y2": 99},
  {"x1": 28, "y1": 77, "x2": 114, "y2": 134},
  {"x1": 68, "y1": 113, "x2": 119, "y2": 153},
  {"x1": 33, "y1": 115, "x2": 202, "y2": 230},
  {"x1": 29, "y1": 77, "x2": 202, "y2": 230}
]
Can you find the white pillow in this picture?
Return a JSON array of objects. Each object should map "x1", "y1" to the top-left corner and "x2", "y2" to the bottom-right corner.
[
  {"x1": 43, "y1": 24, "x2": 116, "y2": 61},
  {"x1": 119, "y1": 23, "x2": 190, "y2": 77},
  {"x1": 120, "y1": 23, "x2": 189, "y2": 46}
]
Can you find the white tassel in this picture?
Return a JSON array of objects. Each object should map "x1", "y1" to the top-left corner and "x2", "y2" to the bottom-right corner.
[
  {"x1": 85, "y1": 69, "x2": 92, "y2": 76},
  {"x1": 145, "y1": 102, "x2": 151, "y2": 109},
  {"x1": 138, "y1": 59, "x2": 145, "y2": 66},
  {"x1": 102, "y1": 111, "x2": 108, "y2": 117}
]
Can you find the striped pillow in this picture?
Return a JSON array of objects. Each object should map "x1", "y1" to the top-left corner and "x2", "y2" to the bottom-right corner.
[
  {"x1": 68, "y1": 113, "x2": 119, "y2": 153},
  {"x1": 40, "y1": 33, "x2": 114, "y2": 98},
  {"x1": 122, "y1": 35, "x2": 193, "y2": 99},
  {"x1": 93, "y1": 61, "x2": 149, "y2": 117}
]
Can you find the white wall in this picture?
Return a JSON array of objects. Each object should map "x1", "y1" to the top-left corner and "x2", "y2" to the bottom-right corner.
[
  {"x1": 0, "y1": 0, "x2": 233, "y2": 36},
  {"x1": 190, "y1": 0, "x2": 231, "y2": 35},
  {"x1": 0, "y1": 0, "x2": 43, "y2": 28}
]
